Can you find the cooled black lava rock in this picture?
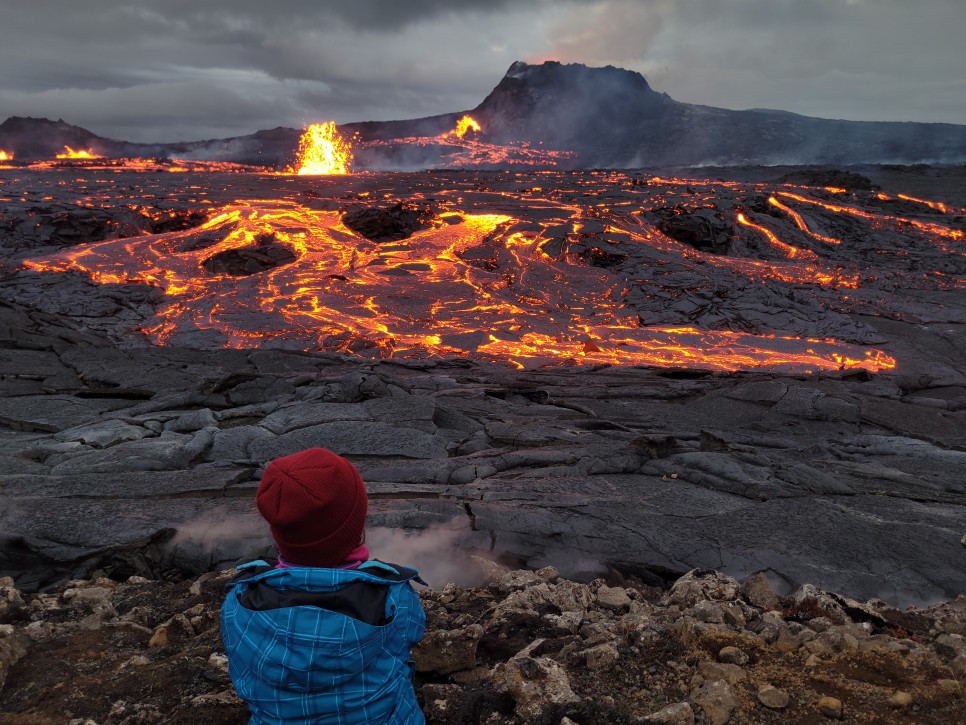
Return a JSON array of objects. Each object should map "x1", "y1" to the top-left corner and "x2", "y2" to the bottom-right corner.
[
  {"x1": 653, "y1": 207, "x2": 732, "y2": 255},
  {"x1": 145, "y1": 208, "x2": 207, "y2": 234},
  {"x1": 777, "y1": 169, "x2": 876, "y2": 191},
  {"x1": 201, "y1": 232, "x2": 296, "y2": 276},
  {"x1": 342, "y1": 203, "x2": 435, "y2": 242}
]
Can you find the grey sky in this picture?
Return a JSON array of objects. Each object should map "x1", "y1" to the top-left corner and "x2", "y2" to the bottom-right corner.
[{"x1": 1, "y1": 0, "x2": 962, "y2": 142}]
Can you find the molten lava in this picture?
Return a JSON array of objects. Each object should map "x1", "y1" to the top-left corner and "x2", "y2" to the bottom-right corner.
[
  {"x1": 0, "y1": 150, "x2": 12, "y2": 161},
  {"x1": 55, "y1": 146, "x2": 101, "y2": 159},
  {"x1": 449, "y1": 115, "x2": 482, "y2": 139},
  {"x1": 294, "y1": 122, "x2": 353, "y2": 175},
  {"x1": 20, "y1": 165, "x2": 965, "y2": 374}
]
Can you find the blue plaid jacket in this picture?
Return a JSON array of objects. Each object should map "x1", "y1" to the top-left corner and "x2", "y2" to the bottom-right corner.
[{"x1": 221, "y1": 560, "x2": 426, "y2": 724}]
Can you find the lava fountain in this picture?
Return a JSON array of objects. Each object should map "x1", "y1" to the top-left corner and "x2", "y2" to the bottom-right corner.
[
  {"x1": 55, "y1": 146, "x2": 101, "y2": 159},
  {"x1": 448, "y1": 115, "x2": 482, "y2": 139},
  {"x1": 294, "y1": 122, "x2": 353, "y2": 175}
]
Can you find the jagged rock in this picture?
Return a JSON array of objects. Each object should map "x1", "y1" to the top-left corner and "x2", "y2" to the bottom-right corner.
[
  {"x1": 717, "y1": 646, "x2": 748, "y2": 666},
  {"x1": 757, "y1": 684, "x2": 790, "y2": 709},
  {"x1": 0, "y1": 625, "x2": 26, "y2": 691},
  {"x1": 148, "y1": 614, "x2": 194, "y2": 649},
  {"x1": 420, "y1": 683, "x2": 465, "y2": 721},
  {"x1": 696, "y1": 661, "x2": 747, "y2": 686},
  {"x1": 413, "y1": 624, "x2": 483, "y2": 675},
  {"x1": 654, "y1": 207, "x2": 731, "y2": 255},
  {"x1": 639, "y1": 701, "x2": 695, "y2": 724},
  {"x1": 933, "y1": 633, "x2": 966, "y2": 659},
  {"x1": 664, "y1": 570, "x2": 740, "y2": 608},
  {"x1": 691, "y1": 679, "x2": 738, "y2": 725},
  {"x1": 740, "y1": 572, "x2": 780, "y2": 611},
  {"x1": 504, "y1": 655, "x2": 579, "y2": 720},
  {"x1": 596, "y1": 585, "x2": 632, "y2": 611},
  {"x1": 584, "y1": 642, "x2": 619, "y2": 670},
  {"x1": 61, "y1": 586, "x2": 114, "y2": 619},
  {"x1": 0, "y1": 578, "x2": 25, "y2": 619},
  {"x1": 791, "y1": 584, "x2": 849, "y2": 623},
  {"x1": 201, "y1": 234, "x2": 297, "y2": 276},
  {"x1": 342, "y1": 203, "x2": 435, "y2": 243}
]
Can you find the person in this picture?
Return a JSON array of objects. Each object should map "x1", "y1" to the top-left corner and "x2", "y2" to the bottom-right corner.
[{"x1": 221, "y1": 447, "x2": 427, "y2": 724}]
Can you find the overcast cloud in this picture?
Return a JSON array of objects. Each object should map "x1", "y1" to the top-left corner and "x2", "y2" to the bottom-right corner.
[{"x1": 1, "y1": 0, "x2": 962, "y2": 142}]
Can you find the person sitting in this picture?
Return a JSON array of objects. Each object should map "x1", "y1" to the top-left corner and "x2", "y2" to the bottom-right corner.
[{"x1": 221, "y1": 447, "x2": 426, "y2": 724}]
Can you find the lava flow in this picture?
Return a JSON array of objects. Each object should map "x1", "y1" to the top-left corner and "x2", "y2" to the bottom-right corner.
[
  {"x1": 22, "y1": 166, "x2": 942, "y2": 373},
  {"x1": 55, "y1": 146, "x2": 101, "y2": 159},
  {"x1": 363, "y1": 117, "x2": 575, "y2": 168},
  {"x1": 294, "y1": 122, "x2": 353, "y2": 175}
]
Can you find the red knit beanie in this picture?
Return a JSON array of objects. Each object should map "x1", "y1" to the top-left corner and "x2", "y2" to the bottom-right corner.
[{"x1": 256, "y1": 447, "x2": 368, "y2": 568}]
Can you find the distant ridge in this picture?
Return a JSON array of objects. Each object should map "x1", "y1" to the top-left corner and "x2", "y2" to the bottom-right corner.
[{"x1": 2, "y1": 61, "x2": 965, "y2": 167}]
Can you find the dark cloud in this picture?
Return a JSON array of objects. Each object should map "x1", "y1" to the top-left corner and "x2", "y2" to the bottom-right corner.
[{"x1": 0, "y1": 0, "x2": 962, "y2": 142}]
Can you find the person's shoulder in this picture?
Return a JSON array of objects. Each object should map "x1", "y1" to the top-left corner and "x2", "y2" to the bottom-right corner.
[{"x1": 359, "y1": 560, "x2": 426, "y2": 585}]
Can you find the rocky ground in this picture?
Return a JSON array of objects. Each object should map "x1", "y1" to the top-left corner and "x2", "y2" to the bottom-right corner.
[
  {"x1": 1, "y1": 566, "x2": 965, "y2": 724},
  {"x1": 0, "y1": 165, "x2": 964, "y2": 720}
]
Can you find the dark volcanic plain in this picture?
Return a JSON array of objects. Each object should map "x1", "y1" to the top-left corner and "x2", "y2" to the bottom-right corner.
[
  {"x1": 0, "y1": 163, "x2": 965, "y2": 724},
  {"x1": 1, "y1": 163, "x2": 964, "y2": 604}
]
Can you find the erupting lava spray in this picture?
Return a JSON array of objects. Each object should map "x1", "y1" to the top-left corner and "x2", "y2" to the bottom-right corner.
[
  {"x1": 0, "y1": 150, "x2": 12, "y2": 161},
  {"x1": 295, "y1": 122, "x2": 353, "y2": 175},
  {"x1": 55, "y1": 146, "x2": 101, "y2": 159},
  {"x1": 450, "y1": 115, "x2": 481, "y2": 139}
]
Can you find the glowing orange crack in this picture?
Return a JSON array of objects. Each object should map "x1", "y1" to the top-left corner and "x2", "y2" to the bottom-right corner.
[{"x1": 23, "y1": 199, "x2": 895, "y2": 373}]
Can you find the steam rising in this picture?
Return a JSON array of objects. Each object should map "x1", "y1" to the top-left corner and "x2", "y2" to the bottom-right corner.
[
  {"x1": 165, "y1": 512, "x2": 492, "y2": 588},
  {"x1": 367, "y1": 523, "x2": 492, "y2": 588},
  {"x1": 536, "y1": 0, "x2": 672, "y2": 65}
]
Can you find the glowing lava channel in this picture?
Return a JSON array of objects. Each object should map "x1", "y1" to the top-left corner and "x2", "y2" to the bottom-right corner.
[{"x1": 24, "y1": 200, "x2": 894, "y2": 373}]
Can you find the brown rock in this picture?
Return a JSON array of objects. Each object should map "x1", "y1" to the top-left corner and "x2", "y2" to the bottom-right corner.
[
  {"x1": 664, "y1": 570, "x2": 740, "y2": 608},
  {"x1": 584, "y1": 642, "x2": 620, "y2": 670},
  {"x1": 413, "y1": 624, "x2": 483, "y2": 675},
  {"x1": 421, "y1": 683, "x2": 464, "y2": 721},
  {"x1": 0, "y1": 580, "x2": 25, "y2": 618},
  {"x1": 757, "y1": 684, "x2": 790, "y2": 709},
  {"x1": 0, "y1": 630, "x2": 27, "y2": 691},
  {"x1": 740, "y1": 572, "x2": 780, "y2": 611},
  {"x1": 717, "y1": 646, "x2": 749, "y2": 665},
  {"x1": 936, "y1": 679, "x2": 960, "y2": 694},
  {"x1": 774, "y1": 628, "x2": 800, "y2": 653},
  {"x1": 697, "y1": 661, "x2": 747, "y2": 686},
  {"x1": 691, "y1": 679, "x2": 739, "y2": 725},
  {"x1": 596, "y1": 584, "x2": 632, "y2": 611},
  {"x1": 934, "y1": 633, "x2": 966, "y2": 659},
  {"x1": 504, "y1": 656, "x2": 579, "y2": 720},
  {"x1": 817, "y1": 695, "x2": 843, "y2": 719},
  {"x1": 640, "y1": 701, "x2": 695, "y2": 724},
  {"x1": 189, "y1": 689, "x2": 243, "y2": 706},
  {"x1": 147, "y1": 614, "x2": 194, "y2": 649},
  {"x1": 887, "y1": 690, "x2": 912, "y2": 708}
]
